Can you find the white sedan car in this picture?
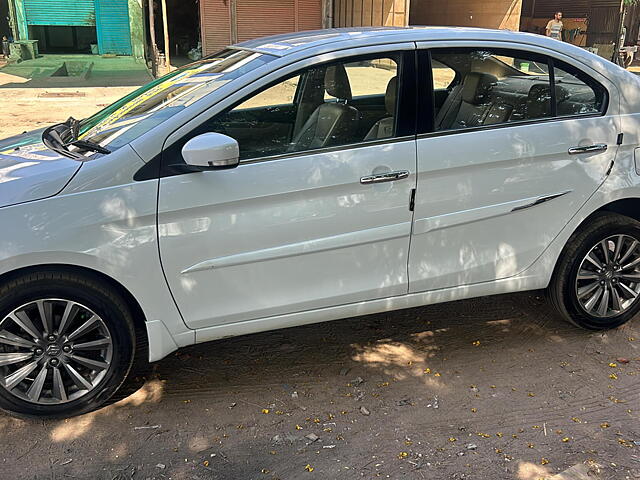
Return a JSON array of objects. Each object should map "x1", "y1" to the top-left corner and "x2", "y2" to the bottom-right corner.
[{"x1": 1, "y1": 27, "x2": 639, "y2": 417}]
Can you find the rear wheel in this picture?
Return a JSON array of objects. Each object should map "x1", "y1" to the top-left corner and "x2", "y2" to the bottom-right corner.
[
  {"x1": 549, "y1": 212, "x2": 640, "y2": 329},
  {"x1": 0, "y1": 271, "x2": 136, "y2": 418}
]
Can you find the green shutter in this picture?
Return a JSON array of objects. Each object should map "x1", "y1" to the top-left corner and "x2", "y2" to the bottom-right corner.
[
  {"x1": 23, "y1": 0, "x2": 96, "y2": 26},
  {"x1": 95, "y1": 0, "x2": 132, "y2": 55}
]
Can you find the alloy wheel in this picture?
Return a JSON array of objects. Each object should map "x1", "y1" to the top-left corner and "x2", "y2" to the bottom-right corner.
[
  {"x1": 0, "y1": 299, "x2": 113, "y2": 404},
  {"x1": 575, "y1": 234, "x2": 640, "y2": 318}
]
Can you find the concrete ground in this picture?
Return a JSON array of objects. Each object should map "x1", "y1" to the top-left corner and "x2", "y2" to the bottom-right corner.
[{"x1": 1, "y1": 292, "x2": 640, "y2": 480}]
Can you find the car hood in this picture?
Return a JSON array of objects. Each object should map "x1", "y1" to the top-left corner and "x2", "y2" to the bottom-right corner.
[{"x1": 0, "y1": 129, "x2": 82, "y2": 208}]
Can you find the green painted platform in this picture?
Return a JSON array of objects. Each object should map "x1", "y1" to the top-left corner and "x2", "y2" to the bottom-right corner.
[{"x1": 0, "y1": 54, "x2": 152, "y2": 88}]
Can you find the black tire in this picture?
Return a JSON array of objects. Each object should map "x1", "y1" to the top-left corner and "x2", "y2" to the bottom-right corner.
[
  {"x1": 0, "y1": 270, "x2": 137, "y2": 418},
  {"x1": 548, "y1": 212, "x2": 640, "y2": 330}
]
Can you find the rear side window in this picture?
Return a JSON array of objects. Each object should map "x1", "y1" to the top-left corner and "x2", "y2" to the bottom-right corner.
[
  {"x1": 429, "y1": 48, "x2": 607, "y2": 133},
  {"x1": 553, "y1": 62, "x2": 606, "y2": 116}
]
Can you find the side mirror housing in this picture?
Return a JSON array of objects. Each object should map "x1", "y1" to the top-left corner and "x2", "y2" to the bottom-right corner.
[{"x1": 181, "y1": 132, "x2": 240, "y2": 171}]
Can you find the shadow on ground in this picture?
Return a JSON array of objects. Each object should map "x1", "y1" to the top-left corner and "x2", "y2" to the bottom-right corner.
[{"x1": 2, "y1": 291, "x2": 640, "y2": 479}]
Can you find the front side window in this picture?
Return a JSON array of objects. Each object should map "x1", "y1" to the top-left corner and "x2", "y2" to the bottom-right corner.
[{"x1": 194, "y1": 54, "x2": 401, "y2": 161}]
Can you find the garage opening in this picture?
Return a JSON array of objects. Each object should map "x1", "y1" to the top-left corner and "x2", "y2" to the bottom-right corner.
[
  {"x1": 29, "y1": 26, "x2": 97, "y2": 54},
  {"x1": 147, "y1": 0, "x2": 201, "y2": 66},
  {"x1": 0, "y1": 0, "x2": 10, "y2": 41}
]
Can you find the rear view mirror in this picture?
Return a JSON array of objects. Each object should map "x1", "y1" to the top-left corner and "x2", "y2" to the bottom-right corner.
[{"x1": 181, "y1": 132, "x2": 240, "y2": 170}]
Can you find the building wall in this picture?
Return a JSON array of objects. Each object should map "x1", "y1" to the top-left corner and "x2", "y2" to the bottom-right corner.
[
  {"x1": 128, "y1": 0, "x2": 145, "y2": 58},
  {"x1": 333, "y1": 0, "x2": 409, "y2": 28},
  {"x1": 410, "y1": 0, "x2": 522, "y2": 31}
]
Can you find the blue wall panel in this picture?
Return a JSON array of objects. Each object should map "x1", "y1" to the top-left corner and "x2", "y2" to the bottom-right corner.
[{"x1": 95, "y1": 0, "x2": 132, "y2": 55}]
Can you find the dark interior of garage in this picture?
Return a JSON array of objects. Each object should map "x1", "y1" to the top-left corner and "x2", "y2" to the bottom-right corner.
[
  {"x1": 146, "y1": 0, "x2": 200, "y2": 64},
  {"x1": 0, "y1": 0, "x2": 10, "y2": 41},
  {"x1": 29, "y1": 25, "x2": 97, "y2": 54}
]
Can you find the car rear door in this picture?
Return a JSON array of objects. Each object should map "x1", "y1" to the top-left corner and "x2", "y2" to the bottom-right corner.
[
  {"x1": 157, "y1": 47, "x2": 418, "y2": 330},
  {"x1": 409, "y1": 43, "x2": 621, "y2": 293}
]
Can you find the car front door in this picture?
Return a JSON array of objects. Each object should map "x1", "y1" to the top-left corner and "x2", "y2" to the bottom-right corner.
[
  {"x1": 409, "y1": 44, "x2": 620, "y2": 293},
  {"x1": 158, "y1": 49, "x2": 417, "y2": 330}
]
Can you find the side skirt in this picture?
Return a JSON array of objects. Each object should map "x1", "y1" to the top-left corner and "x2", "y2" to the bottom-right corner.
[{"x1": 193, "y1": 271, "x2": 546, "y2": 345}]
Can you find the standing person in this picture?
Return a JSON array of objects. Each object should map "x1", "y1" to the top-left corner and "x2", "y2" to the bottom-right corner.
[
  {"x1": 546, "y1": 12, "x2": 564, "y2": 41},
  {"x1": 1, "y1": 36, "x2": 9, "y2": 59}
]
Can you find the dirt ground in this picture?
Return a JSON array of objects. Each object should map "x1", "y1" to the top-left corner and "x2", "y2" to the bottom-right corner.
[
  {"x1": 0, "y1": 82, "x2": 137, "y2": 139},
  {"x1": 1, "y1": 291, "x2": 640, "y2": 480}
]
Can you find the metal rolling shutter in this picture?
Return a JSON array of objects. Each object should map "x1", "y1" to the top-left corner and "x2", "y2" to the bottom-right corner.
[
  {"x1": 95, "y1": 0, "x2": 132, "y2": 55},
  {"x1": 236, "y1": 0, "x2": 296, "y2": 43},
  {"x1": 23, "y1": 0, "x2": 96, "y2": 26},
  {"x1": 200, "y1": 0, "x2": 322, "y2": 56},
  {"x1": 200, "y1": 0, "x2": 232, "y2": 56},
  {"x1": 236, "y1": 0, "x2": 323, "y2": 43},
  {"x1": 297, "y1": 0, "x2": 323, "y2": 31}
]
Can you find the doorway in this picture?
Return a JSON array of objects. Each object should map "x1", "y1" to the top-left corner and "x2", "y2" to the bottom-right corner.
[{"x1": 147, "y1": 0, "x2": 200, "y2": 66}]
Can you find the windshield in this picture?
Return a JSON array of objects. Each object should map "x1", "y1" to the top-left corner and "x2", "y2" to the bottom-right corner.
[{"x1": 77, "y1": 49, "x2": 277, "y2": 151}]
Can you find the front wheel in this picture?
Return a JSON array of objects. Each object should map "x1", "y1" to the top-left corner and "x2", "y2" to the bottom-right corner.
[
  {"x1": 0, "y1": 271, "x2": 137, "y2": 418},
  {"x1": 549, "y1": 212, "x2": 640, "y2": 330}
]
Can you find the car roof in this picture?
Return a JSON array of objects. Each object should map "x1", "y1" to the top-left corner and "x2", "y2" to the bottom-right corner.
[{"x1": 233, "y1": 26, "x2": 570, "y2": 57}]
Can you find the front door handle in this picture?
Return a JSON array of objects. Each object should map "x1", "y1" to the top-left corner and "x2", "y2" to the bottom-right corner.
[
  {"x1": 360, "y1": 170, "x2": 410, "y2": 185},
  {"x1": 568, "y1": 143, "x2": 608, "y2": 155}
]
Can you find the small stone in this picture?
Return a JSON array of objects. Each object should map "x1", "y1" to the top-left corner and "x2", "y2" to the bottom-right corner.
[
  {"x1": 291, "y1": 391, "x2": 299, "y2": 399},
  {"x1": 360, "y1": 406, "x2": 370, "y2": 416},
  {"x1": 351, "y1": 376, "x2": 364, "y2": 386},
  {"x1": 305, "y1": 433, "x2": 319, "y2": 443},
  {"x1": 156, "y1": 464, "x2": 166, "y2": 469},
  {"x1": 466, "y1": 444, "x2": 477, "y2": 450}
]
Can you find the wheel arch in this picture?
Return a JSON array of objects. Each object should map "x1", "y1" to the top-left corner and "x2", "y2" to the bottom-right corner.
[
  {"x1": 0, "y1": 263, "x2": 149, "y2": 347},
  {"x1": 550, "y1": 197, "x2": 640, "y2": 281},
  {"x1": 595, "y1": 198, "x2": 640, "y2": 223}
]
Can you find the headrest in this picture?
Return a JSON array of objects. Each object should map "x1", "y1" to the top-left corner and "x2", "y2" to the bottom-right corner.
[
  {"x1": 385, "y1": 76, "x2": 398, "y2": 115},
  {"x1": 325, "y1": 64, "x2": 352, "y2": 101},
  {"x1": 462, "y1": 72, "x2": 497, "y2": 105}
]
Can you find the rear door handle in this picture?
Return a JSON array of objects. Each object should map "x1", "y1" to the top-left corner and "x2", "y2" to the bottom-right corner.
[
  {"x1": 360, "y1": 170, "x2": 410, "y2": 185},
  {"x1": 568, "y1": 143, "x2": 608, "y2": 155}
]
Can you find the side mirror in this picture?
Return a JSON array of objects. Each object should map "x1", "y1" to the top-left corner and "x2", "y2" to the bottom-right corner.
[{"x1": 181, "y1": 132, "x2": 240, "y2": 171}]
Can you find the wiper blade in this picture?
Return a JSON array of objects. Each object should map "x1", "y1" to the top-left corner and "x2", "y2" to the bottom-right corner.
[
  {"x1": 42, "y1": 123, "x2": 83, "y2": 159},
  {"x1": 64, "y1": 116, "x2": 111, "y2": 154},
  {"x1": 67, "y1": 116, "x2": 80, "y2": 141},
  {"x1": 67, "y1": 139, "x2": 111, "y2": 154}
]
